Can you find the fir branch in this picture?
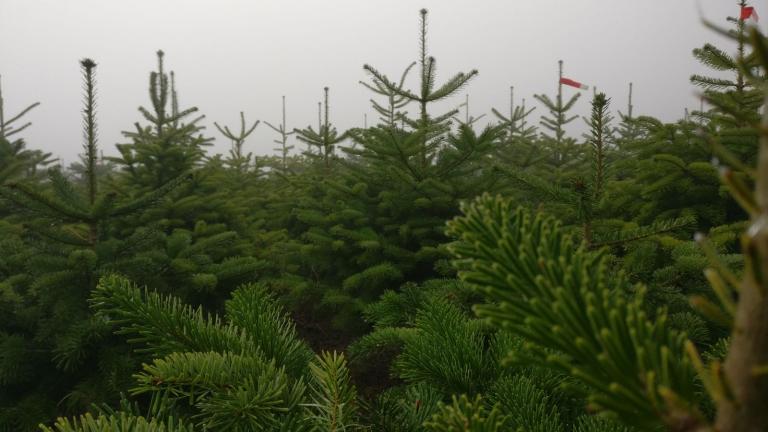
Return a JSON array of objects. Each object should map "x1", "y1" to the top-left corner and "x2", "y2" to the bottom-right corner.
[
  {"x1": 447, "y1": 195, "x2": 704, "y2": 430},
  {"x1": 90, "y1": 274, "x2": 259, "y2": 358}
]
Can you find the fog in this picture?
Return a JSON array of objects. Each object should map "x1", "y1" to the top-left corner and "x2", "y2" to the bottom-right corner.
[{"x1": 0, "y1": 0, "x2": 743, "y2": 163}]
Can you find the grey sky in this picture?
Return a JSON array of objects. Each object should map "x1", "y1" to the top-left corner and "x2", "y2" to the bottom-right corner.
[{"x1": 0, "y1": 0, "x2": 743, "y2": 164}]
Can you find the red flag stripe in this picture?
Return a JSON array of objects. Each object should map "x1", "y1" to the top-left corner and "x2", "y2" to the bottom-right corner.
[
  {"x1": 741, "y1": 6, "x2": 759, "y2": 21},
  {"x1": 559, "y1": 77, "x2": 589, "y2": 90}
]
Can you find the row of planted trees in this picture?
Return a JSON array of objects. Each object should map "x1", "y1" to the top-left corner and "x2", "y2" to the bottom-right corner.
[{"x1": 0, "y1": 3, "x2": 767, "y2": 431}]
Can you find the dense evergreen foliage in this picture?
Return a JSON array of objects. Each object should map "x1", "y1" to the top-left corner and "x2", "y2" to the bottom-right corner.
[{"x1": 2, "y1": 4, "x2": 768, "y2": 431}]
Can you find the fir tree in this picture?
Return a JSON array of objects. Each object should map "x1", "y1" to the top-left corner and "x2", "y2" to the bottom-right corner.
[
  {"x1": 110, "y1": 50, "x2": 212, "y2": 189},
  {"x1": 615, "y1": 82, "x2": 643, "y2": 146},
  {"x1": 214, "y1": 111, "x2": 259, "y2": 173},
  {"x1": 363, "y1": 8, "x2": 478, "y2": 168},
  {"x1": 534, "y1": 60, "x2": 583, "y2": 171},
  {"x1": 264, "y1": 96, "x2": 296, "y2": 171},
  {"x1": 491, "y1": 86, "x2": 540, "y2": 168},
  {"x1": 491, "y1": 86, "x2": 537, "y2": 143},
  {"x1": 0, "y1": 58, "x2": 183, "y2": 430},
  {"x1": 294, "y1": 87, "x2": 348, "y2": 169}
]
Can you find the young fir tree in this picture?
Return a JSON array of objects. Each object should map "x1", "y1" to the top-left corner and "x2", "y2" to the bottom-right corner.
[
  {"x1": 614, "y1": 82, "x2": 643, "y2": 147},
  {"x1": 264, "y1": 96, "x2": 296, "y2": 171},
  {"x1": 691, "y1": 0, "x2": 762, "y2": 128},
  {"x1": 363, "y1": 9, "x2": 478, "y2": 167},
  {"x1": 263, "y1": 8, "x2": 499, "y2": 334},
  {"x1": 109, "y1": 50, "x2": 212, "y2": 190},
  {"x1": 492, "y1": 86, "x2": 537, "y2": 142},
  {"x1": 294, "y1": 87, "x2": 348, "y2": 169},
  {"x1": 106, "y1": 51, "x2": 256, "y2": 239},
  {"x1": 214, "y1": 111, "x2": 259, "y2": 173},
  {"x1": 491, "y1": 86, "x2": 540, "y2": 168},
  {"x1": 534, "y1": 60, "x2": 583, "y2": 172}
]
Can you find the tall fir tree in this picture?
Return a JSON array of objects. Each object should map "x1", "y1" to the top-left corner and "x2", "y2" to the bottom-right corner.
[
  {"x1": 363, "y1": 9, "x2": 478, "y2": 168},
  {"x1": 109, "y1": 50, "x2": 212, "y2": 190},
  {"x1": 0, "y1": 58, "x2": 185, "y2": 430}
]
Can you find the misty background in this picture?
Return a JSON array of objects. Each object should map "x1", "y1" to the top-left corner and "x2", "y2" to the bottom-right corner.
[{"x1": 0, "y1": 0, "x2": 744, "y2": 164}]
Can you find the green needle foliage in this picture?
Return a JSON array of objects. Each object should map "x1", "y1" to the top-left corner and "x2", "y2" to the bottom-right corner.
[
  {"x1": 85, "y1": 274, "x2": 360, "y2": 431},
  {"x1": 304, "y1": 351, "x2": 361, "y2": 431},
  {"x1": 423, "y1": 395, "x2": 507, "y2": 432},
  {"x1": 691, "y1": 0, "x2": 763, "y2": 128},
  {"x1": 40, "y1": 413, "x2": 193, "y2": 432},
  {"x1": 447, "y1": 195, "x2": 702, "y2": 430}
]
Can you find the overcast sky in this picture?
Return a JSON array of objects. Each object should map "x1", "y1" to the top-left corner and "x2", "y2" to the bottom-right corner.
[{"x1": 0, "y1": 0, "x2": 746, "y2": 163}]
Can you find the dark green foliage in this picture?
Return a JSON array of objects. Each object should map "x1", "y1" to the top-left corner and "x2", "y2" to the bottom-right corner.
[
  {"x1": 423, "y1": 395, "x2": 507, "y2": 432},
  {"x1": 88, "y1": 274, "x2": 360, "y2": 431},
  {"x1": 0, "y1": 56, "x2": 261, "y2": 431},
  {"x1": 447, "y1": 195, "x2": 702, "y2": 430},
  {"x1": 40, "y1": 413, "x2": 193, "y2": 432}
]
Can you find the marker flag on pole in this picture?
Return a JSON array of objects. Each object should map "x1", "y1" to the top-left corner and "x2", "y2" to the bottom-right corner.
[
  {"x1": 560, "y1": 77, "x2": 590, "y2": 91},
  {"x1": 741, "y1": 6, "x2": 759, "y2": 23}
]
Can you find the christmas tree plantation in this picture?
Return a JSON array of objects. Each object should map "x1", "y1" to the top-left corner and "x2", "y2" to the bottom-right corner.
[{"x1": 1, "y1": 4, "x2": 767, "y2": 432}]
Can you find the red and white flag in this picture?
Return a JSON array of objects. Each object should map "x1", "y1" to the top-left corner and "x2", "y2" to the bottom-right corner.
[
  {"x1": 741, "y1": 6, "x2": 759, "y2": 23},
  {"x1": 559, "y1": 77, "x2": 589, "y2": 91}
]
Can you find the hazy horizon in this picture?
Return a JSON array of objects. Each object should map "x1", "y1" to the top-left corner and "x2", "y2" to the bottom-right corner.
[{"x1": 0, "y1": 0, "x2": 745, "y2": 164}]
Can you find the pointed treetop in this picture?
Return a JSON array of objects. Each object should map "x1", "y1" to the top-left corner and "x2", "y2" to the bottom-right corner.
[{"x1": 80, "y1": 58, "x2": 97, "y2": 70}]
